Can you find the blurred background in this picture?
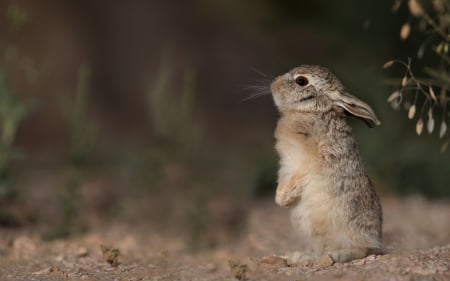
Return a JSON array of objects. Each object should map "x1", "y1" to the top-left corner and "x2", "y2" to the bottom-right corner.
[{"x1": 0, "y1": 0, "x2": 448, "y2": 246}]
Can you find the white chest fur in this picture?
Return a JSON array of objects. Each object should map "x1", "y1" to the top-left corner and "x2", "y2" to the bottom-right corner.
[{"x1": 275, "y1": 122, "x2": 343, "y2": 251}]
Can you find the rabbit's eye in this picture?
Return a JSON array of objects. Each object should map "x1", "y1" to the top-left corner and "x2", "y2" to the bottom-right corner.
[{"x1": 295, "y1": 76, "x2": 308, "y2": 86}]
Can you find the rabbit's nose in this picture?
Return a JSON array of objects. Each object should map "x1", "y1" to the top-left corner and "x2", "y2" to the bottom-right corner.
[{"x1": 271, "y1": 76, "x2": 285, "y2": 93}]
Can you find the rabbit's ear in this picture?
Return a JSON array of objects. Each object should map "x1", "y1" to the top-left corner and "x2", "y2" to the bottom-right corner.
[{"x1": 334, "y1": 93, "x2": 381, "y2": 128}]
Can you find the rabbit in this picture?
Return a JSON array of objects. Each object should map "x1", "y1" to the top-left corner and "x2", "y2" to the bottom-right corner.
[{"x1": 270, "y1": 65, "x2": 383, "y2": 265}]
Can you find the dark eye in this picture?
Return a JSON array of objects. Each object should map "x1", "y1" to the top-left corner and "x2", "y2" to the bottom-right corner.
[{"x1": 295, "y1": 76, "x2": 308, "y2": 86}]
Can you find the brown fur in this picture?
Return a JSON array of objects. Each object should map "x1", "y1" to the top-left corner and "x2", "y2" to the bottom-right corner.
[{"x1": 271, "y1": 65, "x2": 382, "y2": 264}]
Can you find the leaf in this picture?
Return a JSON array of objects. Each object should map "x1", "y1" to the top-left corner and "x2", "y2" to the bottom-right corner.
[
  {"x1": 382, "y1": 60, "x2": 395, "y2": 68},
  {"x1": 416, "y1": 118, "x2": 424, "y2": 135},
  {"x1": 428, "y1": 86, "x2": 437, "y2": 103},
  {"x1": 440, "y1": 121, "x2": 447, "y2": 138},
  {"x1": 387, "y1": 90, "x2": 401, "y2": 103},
  {"x1": 400, "y1": 23, "x2": 411, "y2": 40},
  {"x1": 408, "y1": 104, "x2": 416, "y2": 119}
]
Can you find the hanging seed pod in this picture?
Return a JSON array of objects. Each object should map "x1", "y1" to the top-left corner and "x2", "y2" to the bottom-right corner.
[
  {"x1": 383, "y1": 60, "x2": 395, "y2": 68},
  {"x1": 401, "y1": 76, "x2": 408, "y2": 87},
  {"x1": 428, "y1": 86, "x2": 437, "y2": 103},
  {"x1": 427, "y1": 117, "x2": 435, "y2": 134},
  {"x1": 416, "y1": 118, "x2": 424, "y2": 135},
  {"x1": 439, "y1": 121, "x2": 447, "y2": 138},
  {"x1": 408, "y1": 104, "x2": 416, "y2": 119},
  {"x1": 408, "y1": 0, "x2": 423, "y2": 16},
  {"x1": 400, "y1": 23, "x2": 411, "y2": 40},
  {"x1": 387, "y1": 90, "x2": 401, "y2": 103},
  {"x1": 427, "y1": 108, "x2": 435, "y2": 134}
]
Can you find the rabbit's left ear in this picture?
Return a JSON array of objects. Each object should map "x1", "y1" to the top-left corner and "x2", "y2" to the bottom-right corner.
[{"x1": 334, "y1": 92, "x2": 381, "y2": 128}]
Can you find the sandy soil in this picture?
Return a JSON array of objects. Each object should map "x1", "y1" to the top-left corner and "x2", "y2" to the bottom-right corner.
[{"x1": 1, "y1": 196, "x2": 449, "y2": 281}]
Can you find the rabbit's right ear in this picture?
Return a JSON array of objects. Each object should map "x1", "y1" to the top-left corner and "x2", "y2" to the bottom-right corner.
[{"x1": 333, "y1": 93, "x2": 381, "y2": 128}]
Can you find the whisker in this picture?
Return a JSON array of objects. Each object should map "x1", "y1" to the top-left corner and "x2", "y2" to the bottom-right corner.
[
  {"x1": 249, "y1": 66, "x2": 269, "y2": 78},
  {"x1": 239, "y1": 66, "x2": 274, "y2": 102},
  {"x1": 241, "y1": 84, "x2": 271, "y2": 92},
  {"x1": 240, "y1": 92, "x2": 271, "y2": 102}
]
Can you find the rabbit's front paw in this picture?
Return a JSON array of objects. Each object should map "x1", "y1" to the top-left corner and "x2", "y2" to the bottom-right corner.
[{"x1": 275, "y1": 176, "x2": 302, "y2": 207}]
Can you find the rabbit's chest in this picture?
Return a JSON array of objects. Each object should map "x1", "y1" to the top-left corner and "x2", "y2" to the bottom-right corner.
[
  {"x1": 290, "y1": 181, "x2": 342, "y2": 237},
  {"x1": 275, "y1": 133, "x2": 319, "y2": 177}
]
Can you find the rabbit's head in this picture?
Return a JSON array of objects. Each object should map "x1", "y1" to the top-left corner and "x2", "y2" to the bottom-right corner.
[{"x1": 271, "y1": 65, "x2": 381, "y2": 127}]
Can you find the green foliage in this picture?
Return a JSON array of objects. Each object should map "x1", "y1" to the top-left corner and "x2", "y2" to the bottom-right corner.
[
  {"x1": 0, "y1": 70, "x2": 31, "y2": 198},
  {"x1": 47, "y1": 64, "x2": 97, "y2": 239},
  {"x1": 187, "y1": 194, "x2": 210, "y2": 251},
  {"x1": 147, "y1": 51, "x2": 202, "y2": 152},
  {"x1": 6, "y1": 4, "x2": 30, "y2": 30},
  {"x1": 62, "y1": 64, "x2": 97, "y2": 167},
  {"x1": 0, "y1": 3, "x2": 33, "y2": 200}
]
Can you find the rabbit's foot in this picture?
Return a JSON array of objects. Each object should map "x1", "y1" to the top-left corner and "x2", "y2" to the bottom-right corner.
[
  {"x1": 328, "y1": 248, "x2": 369, "y2": 263},
  {"x1": 285, "y1": 252, "x2": 335, "y2": 267},
  {"x1": 285, "y1": 251, "x2": 315, "y2": 267}
]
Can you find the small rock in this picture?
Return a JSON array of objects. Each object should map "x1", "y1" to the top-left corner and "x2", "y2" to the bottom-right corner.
[
  {"x1": 76, "y1": 247, "x2": 89, "y2": 257},
  {"x1": 314, "y1": 254, "x2": 334, "y2": 268},
  {"x1": 353, "y1": 258, "x2": 366, "y2": 266},
  {"x1": 260, "y1": 256, "x2": 288, "y2": 267},
  {"x1": 32, "y1": 267, "x2": 52, "y2": 275},
  {"x1": 198, "y1": 263, "x2": 217, "y2": 272}
]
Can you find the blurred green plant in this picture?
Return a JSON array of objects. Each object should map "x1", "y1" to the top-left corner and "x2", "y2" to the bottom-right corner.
[
  {"x1": 0, "y1": 3, "x2": 33, "y2": 202},
  {"x1": 187, "y1": 194, "x2": 209, "y2": 250},
  {"x1": 386, "y1": 0, "x2": 449, "y2": 152},
  {"x1": 0, "y1": 71, "x2": 31, "y2": 198},
  {"x1": 62, "y1": 64, "x2": 97, "y2": 167},
  {"x1": 47, "y1": 64, "x2": 96, "y2": 239},
  {"x1": 6, "y1": 3, "x2": 30, "y2": 31},
  {"x1": 147, "y1": 51, "x2": 202, "y2": 152}
]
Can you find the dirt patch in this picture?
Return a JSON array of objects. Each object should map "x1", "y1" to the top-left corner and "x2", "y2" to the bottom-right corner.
[{"x1": 0, "y1": 196, "x2": 449, "y2": 280}]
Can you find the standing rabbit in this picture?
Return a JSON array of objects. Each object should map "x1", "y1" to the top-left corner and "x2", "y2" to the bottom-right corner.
[{"x1": 271, "y1": 65, "x2": 382, "y2": 265}]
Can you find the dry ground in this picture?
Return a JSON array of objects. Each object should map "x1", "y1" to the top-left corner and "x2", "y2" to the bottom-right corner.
[{"x1": 1, "y1": 196, "x2": 449, "y2": 281}]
